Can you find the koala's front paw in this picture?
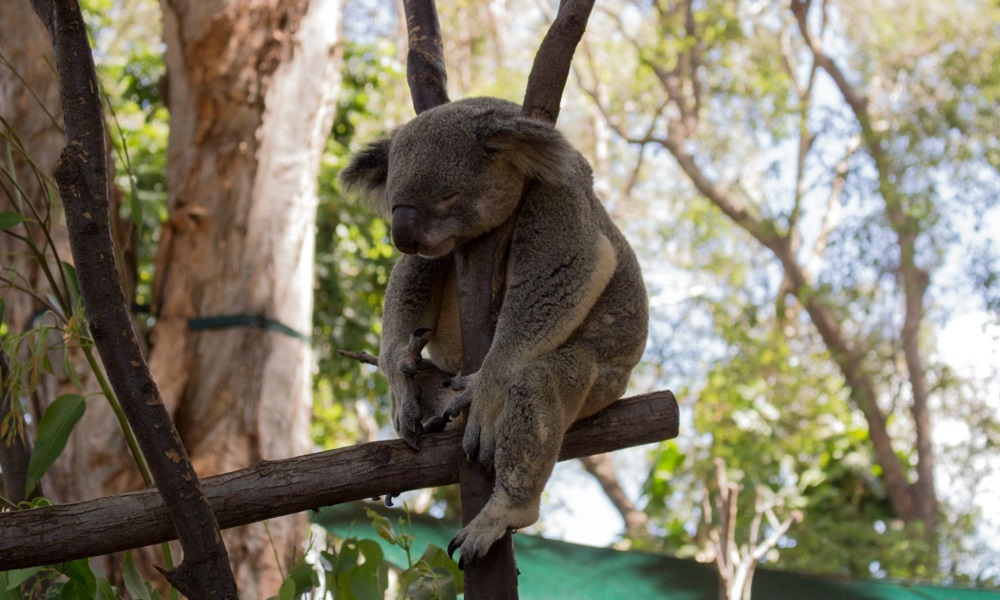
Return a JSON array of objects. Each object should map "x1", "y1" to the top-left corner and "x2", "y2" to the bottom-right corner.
[{"x1": 442, "y1": 373, "x2": 502, "y2": 464}]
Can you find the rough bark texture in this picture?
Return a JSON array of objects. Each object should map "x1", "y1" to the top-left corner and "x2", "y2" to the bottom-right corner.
[
  {"x1": 147, "y1": 0, "x2": 344, "y2": 595},
  {"x1": 453, "y1": 224, "x2": 521, "y2": 598},
  {"x1": 0, "y1": 351, "x2": 35, "y2": 503},
  {"x1": 0, "y1": 391, "x2": 679, "y2": 570}
]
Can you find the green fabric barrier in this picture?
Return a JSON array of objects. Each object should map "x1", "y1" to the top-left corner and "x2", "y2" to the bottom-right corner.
[{"x1": 313, "y1": 503, "x2": 999, "y2": 600}]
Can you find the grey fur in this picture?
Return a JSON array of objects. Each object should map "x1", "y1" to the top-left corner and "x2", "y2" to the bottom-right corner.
[{"x1": 340, "y1": 97, "x2": 648, "y2": 566}]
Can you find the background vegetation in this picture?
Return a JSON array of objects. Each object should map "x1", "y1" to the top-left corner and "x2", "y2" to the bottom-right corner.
[{"x1": 1, "y1": 0, "x2": 997, "y2": 595}]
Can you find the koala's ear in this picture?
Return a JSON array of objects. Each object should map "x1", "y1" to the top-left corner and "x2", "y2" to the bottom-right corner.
[
  {"x1": 479, "y1": 117, "x2": 573, "y2": 183},
  {"x1": 339, "y1": 137, "x2": 392, "y2": 217}
]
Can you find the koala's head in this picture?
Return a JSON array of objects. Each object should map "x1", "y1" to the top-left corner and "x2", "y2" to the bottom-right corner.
[{"x1": 339, "y1": 97, "x2": 572, "y2": 258}]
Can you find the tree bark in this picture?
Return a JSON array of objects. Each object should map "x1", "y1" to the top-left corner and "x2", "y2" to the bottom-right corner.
[
  {"x1": 147, "y1": 0, "x2": 344, "y2": 594},
  {"x1": 0, "y1": 390, "x2": 678, "y2": 571}
]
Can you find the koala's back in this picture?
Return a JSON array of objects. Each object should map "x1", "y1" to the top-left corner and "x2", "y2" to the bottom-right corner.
[{"x1": 510, "y1": 151, "x2": 648, "y2": 417}]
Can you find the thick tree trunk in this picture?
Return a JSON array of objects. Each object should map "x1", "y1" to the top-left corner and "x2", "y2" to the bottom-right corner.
[{"x1": 148, "y1": 0, "x2": 343, "y2": 594}]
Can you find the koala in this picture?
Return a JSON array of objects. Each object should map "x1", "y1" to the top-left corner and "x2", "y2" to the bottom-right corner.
[{"x1": 340, "y1": 97, "x2": 648, "y2": 567}]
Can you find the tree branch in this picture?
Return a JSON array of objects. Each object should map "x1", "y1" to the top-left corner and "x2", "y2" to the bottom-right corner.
[
  {"x1": 579, "y1": 453, "x2": 649, "y2": 538},
  {"x1": 0, "y1": 391, "x2": 678, "y2": 570},
  {"x1": 522, "y1": 0, "x2": 596, "y2": 123},
  {"x1": 403, "y1": 0, "x2": 450, "y2": 113},
  {"x1": 29, "y1": 1, "x2": 236, "y2": 595}
]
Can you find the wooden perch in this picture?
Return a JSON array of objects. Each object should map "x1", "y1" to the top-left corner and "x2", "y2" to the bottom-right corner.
[
  {"x1": 29, "y1": 0, "x2": 236, "y2": 595},
  {"x1": 0, "y1": 391, "x2": 677, "y2": 571}
]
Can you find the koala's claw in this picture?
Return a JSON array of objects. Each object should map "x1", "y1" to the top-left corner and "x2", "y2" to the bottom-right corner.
[
  {"x1": 399, "y1": 328, "x2": 432, "y2": 375},
  {"x1": 399, "y1": 360, "x2": 420, "y2": 376},
  {"x1": 443, "y1": 390, "x2": 472, "y2": 420},
  {"x1": 423, "y1": 415, "x2": 450, "y2": 433},
  {"x1": 443, "y1": 374, "x2": 472, "y2": 392},
  {"x1": 400, "y1": 419, "x2": 422, "y2": 451},
  {"x1": 448, "y1": 534, "x2": 471, "y2": 570},
  {"x1": 408, "y1": 328, "x2": 433, "y2": 351}
]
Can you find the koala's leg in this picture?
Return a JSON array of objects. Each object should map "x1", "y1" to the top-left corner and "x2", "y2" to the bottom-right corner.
[{"x1": 450, "y1": 343, "x2": 599, "y2": 567}]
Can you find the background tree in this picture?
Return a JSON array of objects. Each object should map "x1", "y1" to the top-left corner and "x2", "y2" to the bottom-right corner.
[
  {"x1": 575, "y1": 0, "x2": 999, "y2": 581},
  {"x1": 140, "y1": 0, "x2": 345, "y2": 594}
]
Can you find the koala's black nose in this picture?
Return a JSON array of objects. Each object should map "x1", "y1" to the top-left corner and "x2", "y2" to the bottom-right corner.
[{"x1": 391, "y1": 206, "x2": 421, "y2": 255}]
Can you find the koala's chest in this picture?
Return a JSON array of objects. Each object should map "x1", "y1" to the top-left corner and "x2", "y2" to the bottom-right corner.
[
  {"x1": 427, "y1": 266, "x2": 464, "y2": 375},
  {"x1": 426, "y1": 254, "x2": 517, "y2": 375}
]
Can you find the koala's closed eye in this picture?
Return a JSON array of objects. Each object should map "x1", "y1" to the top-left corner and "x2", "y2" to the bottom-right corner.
[{"x1": 438, "y1": 193, "x2": 460, "y2": 210}]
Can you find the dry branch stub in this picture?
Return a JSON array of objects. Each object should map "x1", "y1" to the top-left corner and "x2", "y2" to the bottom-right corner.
[{"x1": 0, "y1": 391, "x2": 677, "y2": 571}]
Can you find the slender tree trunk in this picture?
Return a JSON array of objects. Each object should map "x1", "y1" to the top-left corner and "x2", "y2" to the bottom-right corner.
[
  {"x1": 579, "y1": 454, "x2": 649, "y2": 539},
  {"x1": 148, "y1": 0, "x2": 343, "y2": 594}
]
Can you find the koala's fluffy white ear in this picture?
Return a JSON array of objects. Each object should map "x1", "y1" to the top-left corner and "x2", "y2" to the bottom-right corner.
[
  {"x1": 480, "y1": 117, "x2": 573, "y2": 183},
  {"x1": 339, "y1": 137, "x2": 392, "y2": 217}
]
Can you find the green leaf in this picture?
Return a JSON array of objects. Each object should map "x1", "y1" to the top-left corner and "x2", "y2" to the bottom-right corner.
[
  {"x1": 4, "y1": 567, "x2": 40, "y2": 591},
  {"x1": 26, "y1": 394, "x2": 86, "y2": 495},
  {"x1": 123, "y1": 551, "x2": 153, "y2": 600},
  {"x1": 95, "y1": 573, "x2": 117, "y2": 599},
  {"x1": 61, "y1": 559, "x2": 97, "y2": 599},
  {"x1": 277, "y1": 577, "x2": 295, "y2": 600},
  {"x1": 405, "y1": 566, "x2": 458, "y2": 600},
  {"x1": 0, "y1": 572, "x2": 17, "y2": 600},
  {"x1": 60, "y1": 261, "x2": 81, "y2": 313},
  {"x1": 417, "y1": 544, "x2": 463, "y2": 593},
  {"x1": 0, "y1": 211, "x2": 24, "y2": 231},
  {"x1": 365, "y1": 507, "x2": 397, "y2": 545},
  {"x1": 288, "y1": 558, "x2": 318, "y2": 592},
  {"x1": 351, "y1": 539, "x2": 388, "y2": 600},
  {"x1": 0, "y1": 297, "x2": 6, "y2": 326}
]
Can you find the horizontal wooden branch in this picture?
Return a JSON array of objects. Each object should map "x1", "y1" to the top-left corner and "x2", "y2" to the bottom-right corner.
[{"x1": 0, "y1": 391, "x2": 676, "y2": 570}]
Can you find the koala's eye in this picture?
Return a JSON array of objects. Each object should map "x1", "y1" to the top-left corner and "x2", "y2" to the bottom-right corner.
[{"x1": 437, "y1": 193, "x2": 460, "y2": 210}]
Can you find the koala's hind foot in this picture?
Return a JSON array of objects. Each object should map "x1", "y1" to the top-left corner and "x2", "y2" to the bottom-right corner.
[
  {"x1": 450, "y1": 345, "x2": 604, "y2": 567},
  {"x1": 447, "y1": 493, "x2": 539, "y2": 570}
]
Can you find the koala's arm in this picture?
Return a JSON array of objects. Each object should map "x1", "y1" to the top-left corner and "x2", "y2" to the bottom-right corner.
[
  {"x1": 477, "y1": 185, "x2": 617, "y2": 389},
  {"x1": 380, "y1": 254, "x2": 452, "y2": 443}
]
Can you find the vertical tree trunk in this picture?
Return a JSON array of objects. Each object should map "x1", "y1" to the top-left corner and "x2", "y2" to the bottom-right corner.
[{"x1": 149, "y1": 0, "x2": 343, "y2": 594}]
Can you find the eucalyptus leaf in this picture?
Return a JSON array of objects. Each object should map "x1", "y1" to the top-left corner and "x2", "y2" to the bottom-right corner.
[
  {"x1": 0, "y1": 211, "x2": 24, "y2": 231},
  {"x1": 123, "y1": 551, "x2": 153, "y2": 600},
  {"x1": 3, "y1": 567, "x2": 40, "y2": 591},
  {"x1": 26, "y1": 394, "x2": 86, "y2": 495}
]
